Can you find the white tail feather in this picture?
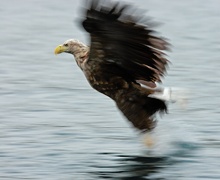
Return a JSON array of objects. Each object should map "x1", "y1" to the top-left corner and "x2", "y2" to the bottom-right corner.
[{"x1": 149, "y1": 87, "x2": 189, "y2": 109}]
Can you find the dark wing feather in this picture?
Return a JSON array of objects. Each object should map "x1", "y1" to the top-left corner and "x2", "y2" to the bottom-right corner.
[
  {"x1": 82, "y1": 0, "x2": 169, "y2": 83},
  {"x1": 81, "y1": 0, "x2": 169, "y2": 131}
]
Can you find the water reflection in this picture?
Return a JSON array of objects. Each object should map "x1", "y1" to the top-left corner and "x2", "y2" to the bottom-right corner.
[
  {"x1": 90, "y1": 140, "x2": 200, "y2": 179},
  {"x1": 91, "y1": 154, "x2": 171, "y2": 180}
]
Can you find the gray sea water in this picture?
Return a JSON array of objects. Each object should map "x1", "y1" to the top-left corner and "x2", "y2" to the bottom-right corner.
[{"x1": 1, "y1": 0, "x2": 220, "y2": 179}]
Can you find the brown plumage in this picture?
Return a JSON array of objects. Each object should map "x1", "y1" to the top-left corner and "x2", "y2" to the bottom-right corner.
[{"x1": 54, "y1": 0, "x2": 170, "y2": 132}]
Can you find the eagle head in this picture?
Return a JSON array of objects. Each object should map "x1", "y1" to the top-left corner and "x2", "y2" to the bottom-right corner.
[
  {"x1": 54, "y1": 39, "x2": 84, "y2": 55},
  {"x1": 54, "y1": 39, "x2": 89, "y2": 69}
]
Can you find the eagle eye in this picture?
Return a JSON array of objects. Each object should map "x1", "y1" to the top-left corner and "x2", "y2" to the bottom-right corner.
[{"x1": 64, "y1": 43, "x2": 68, "y2": 47}]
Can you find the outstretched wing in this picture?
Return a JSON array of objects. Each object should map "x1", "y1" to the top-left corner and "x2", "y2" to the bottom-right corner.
[
  {"x1": 82, "y1": 0, "x2": 169, "y2": 84},
  {"x1": 81, "y1": 0, "x2": 169, "y2": 131}
]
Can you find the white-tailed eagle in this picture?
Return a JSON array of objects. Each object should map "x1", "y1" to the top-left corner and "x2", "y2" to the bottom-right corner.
[{"x1": 54, "y1": 0, "x2": 169, "y2": 132}]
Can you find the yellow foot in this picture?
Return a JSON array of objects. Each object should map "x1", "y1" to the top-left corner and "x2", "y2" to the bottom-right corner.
[{"x1": 143, "y1": 133, "x2": 155, "y2": 148}]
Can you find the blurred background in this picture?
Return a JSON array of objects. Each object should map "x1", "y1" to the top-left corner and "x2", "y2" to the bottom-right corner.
[{"x1": 0, "y1": 0, "x2": 220, "y2": 179}]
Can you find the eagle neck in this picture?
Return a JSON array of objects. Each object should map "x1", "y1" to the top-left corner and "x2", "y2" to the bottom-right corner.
[{"x1": 73, "y1": 45, "x2": 89, "y2": 70}]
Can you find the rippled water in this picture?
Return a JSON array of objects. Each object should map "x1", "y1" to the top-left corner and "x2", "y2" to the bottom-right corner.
[{"x1": 1, "y1": 0, "x2": 220, "y2": 179}]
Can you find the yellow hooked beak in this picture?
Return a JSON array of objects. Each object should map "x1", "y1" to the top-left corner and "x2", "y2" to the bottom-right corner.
[{"x1": 54, "y1": 45, "x2": 68, "y2": 55}]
